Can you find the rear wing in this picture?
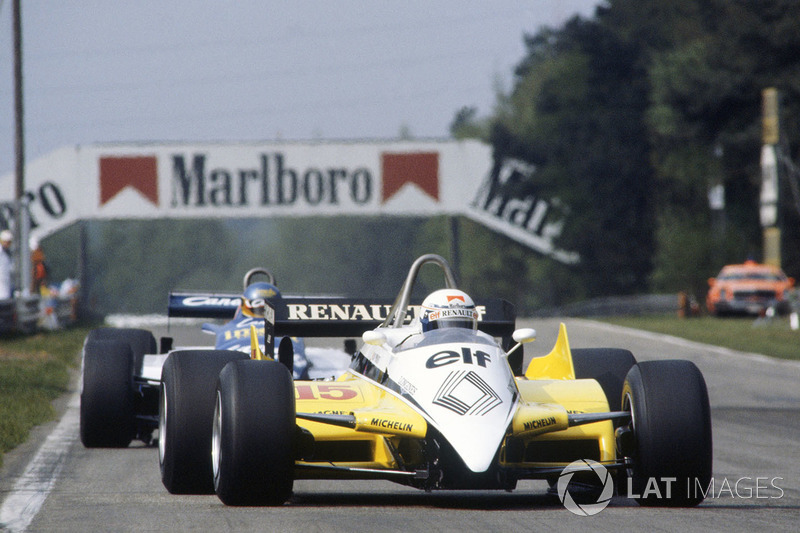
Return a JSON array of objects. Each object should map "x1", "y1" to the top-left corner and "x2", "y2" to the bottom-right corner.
[{"x1": 168, "y1": 292, "x2": 516, "y2": 340}]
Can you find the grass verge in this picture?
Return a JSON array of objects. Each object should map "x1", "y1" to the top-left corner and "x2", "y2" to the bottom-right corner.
[
  {"x1": 0, "y1": 326, "x2": 90, "y2": 468},
  {"x1": 598, "y1": 314, "x2": 800, "y2": 361}
]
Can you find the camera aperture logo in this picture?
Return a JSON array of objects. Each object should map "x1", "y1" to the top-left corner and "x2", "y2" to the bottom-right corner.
[{"x1": 557, "y1": 459, "x2": 614, "y2": 516}]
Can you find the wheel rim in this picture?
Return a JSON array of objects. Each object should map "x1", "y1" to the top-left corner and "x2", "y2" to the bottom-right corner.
[
  {"x1": 211, "y1": 391, "x2": 222, "y2": 491},
  {"x1": 622, "y1": 391, "x2": 636, "y2": 476},
  {"x1": 622, "y1": 391, "x2": 636, "y2": 432},
  {"x1": 158, "y1": 385, "x2": 167, "y2": 465}
]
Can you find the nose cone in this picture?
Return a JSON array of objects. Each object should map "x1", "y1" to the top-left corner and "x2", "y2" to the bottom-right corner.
[
  {"x1": 388, "y1": 341, "x2": 518, "y2": 473},
  {"x1": 436, "y1": 396, "x2": 517, "y2": 472}
]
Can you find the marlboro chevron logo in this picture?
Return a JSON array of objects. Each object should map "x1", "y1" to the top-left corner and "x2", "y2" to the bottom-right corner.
[{"x1": 100, "y1": 156, "x2": 159, "y2": 206}]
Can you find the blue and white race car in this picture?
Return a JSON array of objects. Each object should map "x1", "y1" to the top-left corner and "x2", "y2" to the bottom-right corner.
[
  {"x1": 79, "y1": 268, "x2": 351, "y2": 448},
  {"x1": 199, "y1": 268, "x2": 312, "y2": 380}
]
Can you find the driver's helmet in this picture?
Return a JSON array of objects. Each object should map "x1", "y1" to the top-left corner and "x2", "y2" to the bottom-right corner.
[
  {"x1": 419, "y1": 289, "x2": 478, "y2": 332},
  {"x1": 241, "y1": 282, "x2": 280, "y2": 318}
]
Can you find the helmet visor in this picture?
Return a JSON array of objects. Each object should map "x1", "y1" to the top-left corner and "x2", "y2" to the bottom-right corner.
[{"x1": 242, "y1": 297, "x2": 266, "y2": 318}]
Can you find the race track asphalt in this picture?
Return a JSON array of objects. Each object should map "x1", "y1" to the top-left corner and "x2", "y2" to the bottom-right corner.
[{"x1": 1, "y1": 318, "x2": 797, "y2": 532}]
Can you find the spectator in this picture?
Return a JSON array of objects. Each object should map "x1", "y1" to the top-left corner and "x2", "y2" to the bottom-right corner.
[
  {"x1": 0, "y1": 229, "x2": 13, "y2": 300},
  {"x1": 30, "y1": 237, "x2": 48, "y2": 294}
]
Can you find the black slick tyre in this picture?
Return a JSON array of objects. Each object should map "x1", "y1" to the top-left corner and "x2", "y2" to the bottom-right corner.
[
  {"x1": 159, "y1": 350, "x2": 249, "y2": 494},
  {"x1": 84, "y1": 327, "x2": 156, "y2": 376},
  {"x1": 213, "y1": 359, "x2": 295, "y2": 506},
  {"x1": 80, "y1": 339, "x2": 136, "y2": 447},
  {"x1": 621, "y1": 360, "x2": 713, "y2": 506},
  {"x1": 572, "y1": 348, "x2": 637, "y2": 411}
]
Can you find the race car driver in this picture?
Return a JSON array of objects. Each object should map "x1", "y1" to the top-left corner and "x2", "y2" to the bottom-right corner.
[{"x1": 419, "y1": 288, "x2": 479, "y2": 332}]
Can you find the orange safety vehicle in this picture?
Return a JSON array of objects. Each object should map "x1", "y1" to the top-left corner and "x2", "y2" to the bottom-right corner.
[{"x1": 706, "y1": 260, "x2": 795, "y2": 316}]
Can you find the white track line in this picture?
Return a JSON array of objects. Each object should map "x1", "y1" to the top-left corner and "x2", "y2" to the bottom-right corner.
[{"x1": 0, "y1": 392, "x2": 79, "y2": 533}]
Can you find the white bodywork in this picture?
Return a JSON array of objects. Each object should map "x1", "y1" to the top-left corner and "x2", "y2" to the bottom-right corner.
[{"x1": 357, "y1": 326, "x2": 518, "y2": 473}]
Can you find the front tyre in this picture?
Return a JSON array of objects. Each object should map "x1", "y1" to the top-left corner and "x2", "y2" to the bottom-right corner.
[
  {"x1": 622, "y1": 360, "x2": 712, "y2": 506},
  {"x1": 159, "y1": 350, "x2": 249, "y2": 494},
  {"x1": 213, "y1": 359, "x2": 295, "y2": 506}
]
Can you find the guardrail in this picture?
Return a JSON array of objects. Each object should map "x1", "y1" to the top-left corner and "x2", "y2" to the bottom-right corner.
[
  {"x1": 0, "y1": 293, "x2": 79, "y2": 335},
  {"x1": 0, "y1": 296, "x2": 39, "y2": 334},
  {"x1": 0, "y1": 298, "x2": 14, "y2": 333},
  {"x1": 532, "y1": 294, "x2": 680, "y2": 317}
]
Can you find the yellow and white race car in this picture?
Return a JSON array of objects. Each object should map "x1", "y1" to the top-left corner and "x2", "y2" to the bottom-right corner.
[{"x1": 158, "y1": 254, "x2": 712, "y2": 507}]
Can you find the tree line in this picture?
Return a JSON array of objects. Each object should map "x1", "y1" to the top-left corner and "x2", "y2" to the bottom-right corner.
[
  {"x1": 453, "y1": 0, "x2": 800, "y2": 304},
  {"x1": 39, "y1": 1, "x2": 800, "y2": 316}
]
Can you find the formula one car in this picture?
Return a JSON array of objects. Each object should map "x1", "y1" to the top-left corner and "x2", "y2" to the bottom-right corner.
[
  {"x1": 158, "y1": 254, "x2": 713, "y2": 507},
  {"x1": 79, "y1": 268, "x2": 329, "y2": 448}
]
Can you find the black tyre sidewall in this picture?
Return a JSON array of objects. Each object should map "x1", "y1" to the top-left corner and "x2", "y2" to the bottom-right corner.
[
  {"x1": 159, "y1": 350, "x2": 249, "y2": 494},
  {"x1": 215, "y1": 359, "x2": 295, "y2": 506},
  {"x1": 80, "y1": 339, "x2": 135, "y2": 447},
  {"x1": 85, "y1": 327, "x2": 156, "y2": 375},
  {"x1": 623, "y1": 360, "x2": 713, "y2": 506},
  {"x1": 571, "y1": 348, "x2": 637, "y2": 411}
]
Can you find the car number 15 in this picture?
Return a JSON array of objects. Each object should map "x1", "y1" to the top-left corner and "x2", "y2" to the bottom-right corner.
[{"x1": 295, "y1": 383, "x2": 363, "y2": 402}]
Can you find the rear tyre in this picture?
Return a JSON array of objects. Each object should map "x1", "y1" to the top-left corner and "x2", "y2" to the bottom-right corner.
[
  {"x1": 80, "y1": 339, "x2": 136, "y2": 447},
  {"x1": 85, "y1": 327, "x2": 156, "y2": 376},
  {"x1": 572, "y1": 348, "x2": 637, "y2": 411},
  {"x1": 213, "y1": 359, "x2": 295, "y2": 506},
  {"x1": 621, "y1": 360, "x2": 712, "y2": 506},
  {"x1": 159, "y1": 350, "x2": 249, "y2": 494}
]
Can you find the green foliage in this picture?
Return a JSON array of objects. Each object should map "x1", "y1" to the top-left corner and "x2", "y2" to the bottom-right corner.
[
  {"x1": 493, "y1": 15, "x2": 656, "y2": 298},
  {"x1": 32, "y1": 1, "x2": 800, "y2": 317},
  {"x1": 0, "y1": 326, "x2": 89, "y2": 465},
  {"x1": 449, "y1": 106, "x2": 490, "y2": 141},
  {"x1": 644, "y1": 0, "x2": 800, "y2": 278},
  {"x1": 649, "y1": 209, "x2": 713, "y2": 298},
  {"x1": 482, "y1": 0, "x2": 800, "y2": 300}
]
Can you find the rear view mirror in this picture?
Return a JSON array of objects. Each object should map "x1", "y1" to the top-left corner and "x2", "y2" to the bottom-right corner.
[
  {"x1": 507, "y1": 328, "x2": 536, "y2": 358},
  {"x1": 362, "y1": 330, "x2": 387, "y2": 346},
  {"x1": 512, "y1": 328, "x2": 537, "y2": 344}
]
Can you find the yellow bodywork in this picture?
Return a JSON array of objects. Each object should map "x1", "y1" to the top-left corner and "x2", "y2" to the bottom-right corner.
[
  {"x1": 250, "y1": 325, "x2": 269, "y2": 360},
  {"x1": 294, "y1": 375, "x2": 428, "y2": 476},
  {"x1": 524, "y1": 322, "x2": 575, "y2": 380},
  {"x1": 512, "y1": 323, "x2": 616, "y2": 466},
  {"x1": 263, "y1": 322, "x2": 617, "y2": 477}
]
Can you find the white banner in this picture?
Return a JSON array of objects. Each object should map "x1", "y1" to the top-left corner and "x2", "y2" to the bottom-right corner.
[{"x1": 1, "y1": 140, "x2": 576, "y2": 263}]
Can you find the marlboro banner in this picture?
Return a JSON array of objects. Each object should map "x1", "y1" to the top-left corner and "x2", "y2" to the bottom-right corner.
[{"x1": 0, "y1": 140, "x2": 576, "y2": 263}]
